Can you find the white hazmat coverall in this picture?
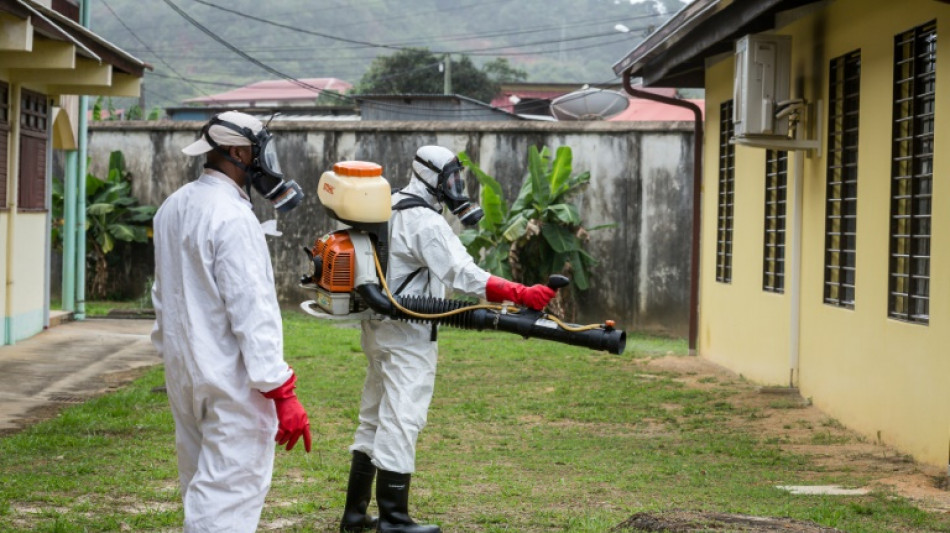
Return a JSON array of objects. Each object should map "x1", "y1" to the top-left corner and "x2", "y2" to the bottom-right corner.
[
  {"x1": 151, "y1": 170, "x2": 293, "y2": 533},
  {"x1": 352, "y1": 150, "x2": 490, "y2": 474}
]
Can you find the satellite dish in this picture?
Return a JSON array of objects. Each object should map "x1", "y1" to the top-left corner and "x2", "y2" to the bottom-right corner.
[{"x1": 550, "y1": 88, "x2": 630, "y2": 121}]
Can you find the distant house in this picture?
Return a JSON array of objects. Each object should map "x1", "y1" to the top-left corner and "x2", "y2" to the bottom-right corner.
[
  {"x1": 356, "y1": 94, "x2": 524, "y2": 121},
  {"x1": 614, "y1": 0, "x2": 950, "y2": 468},
  {"x1": 183, "y1": 77, "x2": 352, "y2": 107},
  {"x1": 0, "y1": 0, "x2": 147, "y2": 344},
  {"x1": 490, "y1": 82, "x2": 593, "y2": 117},
  {"x1": 168, "y1": 77, "x2": 358, "y2": 121},
  {"x1": 165, "y1": 105, "x2": 360, "y2": 122}
]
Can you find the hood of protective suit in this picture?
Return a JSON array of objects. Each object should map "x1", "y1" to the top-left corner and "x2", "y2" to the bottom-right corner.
[
  {"x1": 411, "y1": 146, "x2": 456, "y2": 191},
  {"x1": 400, "y1": 170, "x2": 439, "y2": 206},
  {"x1": 410, "y1": 145, "x2": 483, "y2": 226}
]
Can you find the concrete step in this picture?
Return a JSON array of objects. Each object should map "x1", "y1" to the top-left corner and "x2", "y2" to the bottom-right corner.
[{"x1": 48, "y1": 310, "x2": 74, "y2": 328}]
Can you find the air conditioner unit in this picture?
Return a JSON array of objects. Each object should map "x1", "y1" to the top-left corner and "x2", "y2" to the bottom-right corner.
[{"x1": 733, "y1": 33, "x2": 791, "y2": 138}]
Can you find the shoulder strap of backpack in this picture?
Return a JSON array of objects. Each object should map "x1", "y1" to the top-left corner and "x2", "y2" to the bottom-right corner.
[{"x1": 392, "y1": 192, "x2": 442, "y2": 214}]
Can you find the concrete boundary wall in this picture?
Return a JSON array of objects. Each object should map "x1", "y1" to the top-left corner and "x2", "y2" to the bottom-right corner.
[{"x1": 88, "y1": 120, "x2": 695, "y2": 337}]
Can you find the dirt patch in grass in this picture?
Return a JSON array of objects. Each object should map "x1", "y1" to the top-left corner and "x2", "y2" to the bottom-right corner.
[
  {"x1": 614, "y1": 510, "x2": 840, "y2": 532},
  {"x1": 643, "y1": 355, "x2": 950, "y2": 515}
]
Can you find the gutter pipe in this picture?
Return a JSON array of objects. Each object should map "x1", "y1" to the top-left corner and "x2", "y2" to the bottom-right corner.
[
  {"x1": 74, "y1": 0, "x2": 91, "y2": 320},
  {"x1": 44, "y1": 104, "x2": 53, "y2": 329},
  {"x1": 621, "y1": 70, "x2": 703, "y2": 354},
  {"x1": 62, "y1": 151, "x2": 77, "y2": 311}
]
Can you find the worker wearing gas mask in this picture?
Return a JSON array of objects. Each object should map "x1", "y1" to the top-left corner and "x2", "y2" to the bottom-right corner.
[
  {"x1": 151, "y1": 111, "x2": 310, "y2": 533},
  {"x1": 339, "y1": 146, "x2": 555, "y2": 533}
]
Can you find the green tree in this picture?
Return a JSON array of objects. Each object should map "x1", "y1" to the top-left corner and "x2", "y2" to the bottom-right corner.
[
  {"x1": 459, "y1": 146, "x2": 611, "y2": 319},
  {"x1": 356, "y1": 48, "x2": 526, "y2": 103},
  {"x1": 314, "y1": 89, "x2": 350, "y2": 107},
  {"x1": 126, "y1": 104, "x2": 143, "y2": 120}
]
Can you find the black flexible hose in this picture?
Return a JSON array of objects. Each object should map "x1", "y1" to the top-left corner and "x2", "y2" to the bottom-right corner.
[{"x1": 355, "y1": 284, "x2": 626, "y2": 354}]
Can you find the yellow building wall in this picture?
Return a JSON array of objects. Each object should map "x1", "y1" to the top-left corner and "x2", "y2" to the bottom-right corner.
[
  {"x1": 3, "y1": 212, "x2": 47, "y2": 343},
  {"x1": 700, "y1": 57, "x2": 792, "y2": 386},
  {"x1": 701, "y1": 0, "x2": 950, "y2": 467}
]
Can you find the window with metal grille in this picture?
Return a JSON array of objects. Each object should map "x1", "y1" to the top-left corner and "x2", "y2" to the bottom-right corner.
[
  {"x1": 18, "y1": 89, "x2": 48, "y2": 211},
  {"x1": 763, "y1": 150, "x2": 787, "y2": 293},
  {"x1": 824, "y1": 50, "x2": 861, "y2": 308},
  {"x1": 0, "y1": 82, "x2": 8, "y2": 209},
  {"x1": 889, "y1": 21, "x2": 935, "y2": 324},
  {"x1": 716, "y1": 100, "x2": 735, "y2": 283}
]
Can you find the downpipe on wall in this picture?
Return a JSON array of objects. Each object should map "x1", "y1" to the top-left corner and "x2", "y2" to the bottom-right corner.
[{"x1": 621, "y1": 70, "x2": 703, "y2": 355}]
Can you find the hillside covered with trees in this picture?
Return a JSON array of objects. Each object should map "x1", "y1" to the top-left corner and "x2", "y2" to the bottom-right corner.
[{"x1": 89, "y1": 0, "x2": 690, "y2": 112}]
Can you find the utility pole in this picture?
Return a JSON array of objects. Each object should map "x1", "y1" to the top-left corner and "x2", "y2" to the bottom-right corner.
[
  {"x1": 138, "y1": 82, "x2": 146, "y2": 119},
  {"x1": 443, "y1": 54, "x2": 452, "y2": 95}
]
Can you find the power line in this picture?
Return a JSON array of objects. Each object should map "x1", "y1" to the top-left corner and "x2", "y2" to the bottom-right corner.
[
  {"x1": 99, "y1": 0, "x2": 217, "y2": 106},
  {"x1": 147, "y1": 71, "x2": 245, "y2": 88},
  {"x1": 161, "y1": 0, "x2": 320, "y2": 90},
  {"x1": 129, "y1": 11, "x2": 660, "y2": 58},
  {"x1": 147, "y1": 31, "x2": 637, "y2": 100},
  {"x1": 189, "y1": 0, "x2": 413, "y2": 53},
  {"x1": 123, "y1": 18, "x2": 633, "y2": 58},
  {"x1": 468, "y1": 33, "x2": 638, "y2": 57},
  {"x1": 125, "y1": 27, "x2": 644, "y2": 68},
  {"x1": 159, "y1": 0, "x2": 639, "y2": 118},
  {"x1": 189, "y1": 0, "x2": 653, "y2": 57}
]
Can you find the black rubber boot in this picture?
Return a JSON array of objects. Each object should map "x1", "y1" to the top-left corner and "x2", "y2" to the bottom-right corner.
[
  {"x1": 339, "y1": 451, "x2": 379, "y2": 532},
  {"x1": 375, "y1": 469, "x2": 441, "y2": 533}
]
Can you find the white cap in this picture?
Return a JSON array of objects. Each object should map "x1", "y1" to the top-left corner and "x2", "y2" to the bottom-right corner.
[{"x1": 182, "y1": 111, "x2": 264, "y2": 156}]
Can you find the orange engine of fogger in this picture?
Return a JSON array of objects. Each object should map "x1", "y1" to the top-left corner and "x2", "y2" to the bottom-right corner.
[{"x1": 312, "y1": 231, "x2": 356, "y2": 292}]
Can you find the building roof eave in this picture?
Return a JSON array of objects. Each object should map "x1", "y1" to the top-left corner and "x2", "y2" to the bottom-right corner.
[
  {"x1": 1, "y1": 0, "x2": 148, "y2": 77},
  {"x1": 612, "y1": 0, "x2": 728, "y2": 78},
  {"x1": 612, "y1": 0, "x2": 824, "y2": 88}
]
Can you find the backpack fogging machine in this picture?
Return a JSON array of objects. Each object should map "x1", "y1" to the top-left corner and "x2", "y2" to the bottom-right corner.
[{"x1": 298, "y1": 161, "x2": 626, "y2": 355}]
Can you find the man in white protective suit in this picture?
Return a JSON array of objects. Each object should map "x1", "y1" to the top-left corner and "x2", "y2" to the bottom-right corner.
[
  {"x1": 338, "y1": 146, "x2": 556, "y2": 533},
  {"x1": 151, "y1": 111, "x2": 311, "y2": 533}
]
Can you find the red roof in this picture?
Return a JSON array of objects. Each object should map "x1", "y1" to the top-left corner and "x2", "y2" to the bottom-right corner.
[
  {"x1": 609, "y1": 98, "x2": 705, "y2": 121},
  {"x1": 185, "y1": 78, "x2": 352, "y2": 105}
]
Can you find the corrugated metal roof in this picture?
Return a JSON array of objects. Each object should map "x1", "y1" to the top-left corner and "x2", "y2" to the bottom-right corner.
[{"x1": 355, "y1": 93, "x2": 523, "y2": 121}]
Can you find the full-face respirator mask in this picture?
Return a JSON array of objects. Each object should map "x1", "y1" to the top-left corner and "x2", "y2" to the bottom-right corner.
[
  {"x1": 200, "y1": 115, "x2": 304, "y2": 213},
  {"x1": 413, "y1": 155, "x2": 484, "y2": 227}
]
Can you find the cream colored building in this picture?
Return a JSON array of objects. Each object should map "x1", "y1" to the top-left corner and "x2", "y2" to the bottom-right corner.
[
  {"x1": 1, "y1": 0, "x2": 145, "y2": 344},
  {"x1": 616, "y1": 0, "x2": 950, "y2": 468}
]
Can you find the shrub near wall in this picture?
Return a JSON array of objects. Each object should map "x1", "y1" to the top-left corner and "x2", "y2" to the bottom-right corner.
[{"x1": 87, "y1": 120, "x2": 695, "y2": 337}]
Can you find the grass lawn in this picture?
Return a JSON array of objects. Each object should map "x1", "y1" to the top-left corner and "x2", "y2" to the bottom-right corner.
[
  {"x1": 49, "y1": 298, "x2": 146, "y2": 317},
  {"x1": 0, "y1": 311, "x2": 948, "y2": 532}
]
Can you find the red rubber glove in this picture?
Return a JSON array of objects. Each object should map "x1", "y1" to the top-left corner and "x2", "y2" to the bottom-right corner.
[
  {"x1": 261, "y1": 373, "x2": 312, "y2": 453},
  {"x1": 485, "y1": 275, "x2": 556, "y2": 311}
]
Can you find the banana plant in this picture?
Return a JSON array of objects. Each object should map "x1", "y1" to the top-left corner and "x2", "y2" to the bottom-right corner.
[
  {"x1": 459, "y1": 146, "x2": 611, "y2": 299},
  {"x1": 84, "y1": 151, "x2": 157, "y2": 298}
]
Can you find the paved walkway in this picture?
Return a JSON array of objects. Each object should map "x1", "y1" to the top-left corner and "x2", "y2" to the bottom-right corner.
[{"x1": 0, "y1": 317, "x2": 160, "y2": 433}]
